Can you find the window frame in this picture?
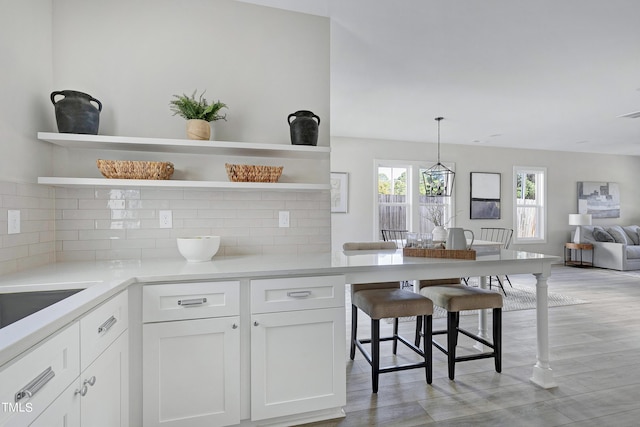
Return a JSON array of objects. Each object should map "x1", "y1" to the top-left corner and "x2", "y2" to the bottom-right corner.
[
  {"x1": 374, "y1": 159, "x2": 455, "y2": 240},
  {"x1": 512, "y1": 165, "x2": 547, "y2": 244}
]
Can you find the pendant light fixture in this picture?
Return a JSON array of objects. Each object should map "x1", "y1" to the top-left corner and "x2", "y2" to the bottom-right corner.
[{"x1": 422, "y1": 116, "x2": 455, "y2": 197}]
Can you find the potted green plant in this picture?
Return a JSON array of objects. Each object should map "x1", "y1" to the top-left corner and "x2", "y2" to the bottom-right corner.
[{"x1": 170, "y1": 90, "x2": 228, "y2": 140}]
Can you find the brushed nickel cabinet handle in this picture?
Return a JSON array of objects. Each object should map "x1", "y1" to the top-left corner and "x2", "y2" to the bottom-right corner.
[
  {"x1": 287, "y1": 290, "x2": 312, "y2": 298},
  {"x1": 15, "y1": 367, "x2": 55, "y2": 402},
  {"x1": 178, "y1": 297, "x2": 207, "y2": 307},
  {"x1": 98, "y1": 315, "x2": 117, "y2": 334}
]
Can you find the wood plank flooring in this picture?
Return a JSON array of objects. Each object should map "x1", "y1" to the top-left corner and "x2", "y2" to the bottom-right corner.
[{"x1": 302, "y1": 265, "x2": 640, "y2": 426}]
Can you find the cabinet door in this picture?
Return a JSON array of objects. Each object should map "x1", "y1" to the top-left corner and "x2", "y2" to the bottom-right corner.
[
  {"x1": 29, "y1": 381, "x2": 81, "y2": 427},
  {"x1": 143, "y1": 317, "x2": 240, "y2": 427},
  {"x1": 80, "y1": 330, "x2": 129, "y2": 427},
  {"x1": 251, "y1": 307, "x2": 346, "y2": 421}
]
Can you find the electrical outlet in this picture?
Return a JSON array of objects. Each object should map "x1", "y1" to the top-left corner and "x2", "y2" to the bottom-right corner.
[
  {"x1": 278, "y1": 211, "x2": 290, "y2": 228},
  {"x1": 8, "y1": 210, "x2": 20, "y2": 234},
  {"x1": 159, "y1": 210, "x2": 173, "y2": 228}
]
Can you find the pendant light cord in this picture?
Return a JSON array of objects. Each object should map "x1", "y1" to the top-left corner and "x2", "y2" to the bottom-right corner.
[{"x1": 435, "y1": 116, "x2": 443, "y2": 164}]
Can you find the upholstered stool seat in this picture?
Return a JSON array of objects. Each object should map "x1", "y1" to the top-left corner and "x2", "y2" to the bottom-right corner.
[
  {"x1": 344, "y1": 242, "x2": 434, "y2": 393},
  {"x1": 416, "y1": 283, "x2": 503, "y2": 380}
]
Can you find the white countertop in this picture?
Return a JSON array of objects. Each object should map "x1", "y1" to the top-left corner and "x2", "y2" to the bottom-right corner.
[{"x1": 0, "y1": 249, "x2": 558, "y2": 367}]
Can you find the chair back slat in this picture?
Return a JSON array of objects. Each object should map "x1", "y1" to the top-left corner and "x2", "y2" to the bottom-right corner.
[
  {"x1": 480, "y1": 228, "x2": 513, "y2": 249},
  {"x1": 380, "y1": 229, "x2": 408, "y2": 247}
]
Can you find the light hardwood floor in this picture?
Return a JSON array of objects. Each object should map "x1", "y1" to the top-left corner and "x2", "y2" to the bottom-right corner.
[{"x1": 303, "y1": 265, "x2": 640, "y2": 426}]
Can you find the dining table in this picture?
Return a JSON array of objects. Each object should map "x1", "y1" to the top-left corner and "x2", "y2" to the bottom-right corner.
[{"x1": 335, "y1": 247, "x2": 560, "y2": 389}]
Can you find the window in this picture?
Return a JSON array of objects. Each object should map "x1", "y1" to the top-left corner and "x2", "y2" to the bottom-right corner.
[
  {"x1": 513, "y1": 166, "x2": 546, "y2": 243},
  {"x1": 375, "y1": 161, "x2": 454, "y2": 240}
]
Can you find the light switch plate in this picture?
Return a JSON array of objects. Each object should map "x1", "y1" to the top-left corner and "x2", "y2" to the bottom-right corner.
[{"x1": 8, "y1": 210, "x2": 20, "y2": 234}]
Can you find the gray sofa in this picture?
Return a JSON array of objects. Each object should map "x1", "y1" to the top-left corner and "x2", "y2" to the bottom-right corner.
[{"x1": 578, "y1": 225, "x2": 640, "y2": 271}]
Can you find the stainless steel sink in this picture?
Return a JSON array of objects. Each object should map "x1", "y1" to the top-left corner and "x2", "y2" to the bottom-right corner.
[{"x1": 0, "y1": 289, "x2": 83, "y2": 328}]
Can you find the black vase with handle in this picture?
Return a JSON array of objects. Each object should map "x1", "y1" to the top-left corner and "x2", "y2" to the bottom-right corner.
[
  {"x1": 288, "y1": 110, "x2": 320, "y2": 146},
  {"x1": 50, "y1": 90, "x2": 102, "y2": 134}
]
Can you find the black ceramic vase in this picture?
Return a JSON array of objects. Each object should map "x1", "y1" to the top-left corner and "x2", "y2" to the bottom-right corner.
[
  {"x1": 50, "y1": 90, "x2": 102, "y2": 134},
  {"x1": 288, "y1": 110, "x2": 320, "y2": 146}
]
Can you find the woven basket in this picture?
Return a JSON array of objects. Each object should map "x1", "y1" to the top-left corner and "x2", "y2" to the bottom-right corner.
[
  {"x1": 97, "y1": 159, "x2": 175, "y2": 180},
  {"x1": 225, "y1": 163, "x2": 283, "y2": 183}
]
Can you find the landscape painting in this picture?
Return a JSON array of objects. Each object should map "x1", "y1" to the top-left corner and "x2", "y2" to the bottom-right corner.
[{"x1": 577, "y1": 181, "x2": 620, "y2": 218}]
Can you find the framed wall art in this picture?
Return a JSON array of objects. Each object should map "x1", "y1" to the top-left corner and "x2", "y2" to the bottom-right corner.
[
  {"x1": 330, "y1": 172, "x2": 349, "y2": 213},
  {"x1": 577, "y1": 181, "x2": 620, "y2": 218},
  {"x1": 470, "y1": 172, "x2": 501, "y2": 219}
]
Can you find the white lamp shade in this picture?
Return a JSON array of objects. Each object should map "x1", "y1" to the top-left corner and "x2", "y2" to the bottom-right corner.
[
  {"x1": 569, "y1": 214, "x2": 592, "y2": 243},
  {"x1": 569, "y1": 214, "x2": 592, "y2": 226}
]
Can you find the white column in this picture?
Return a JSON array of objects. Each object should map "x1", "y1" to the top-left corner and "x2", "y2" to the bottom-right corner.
[
  {"x1": 474, "y1": 276, "x2": 489, "y2": 351},
  {"x1": 530, "y1": 272, "x2": 558, "y2": 388}
]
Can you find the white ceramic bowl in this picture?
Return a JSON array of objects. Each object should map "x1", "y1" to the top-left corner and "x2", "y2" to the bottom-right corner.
[{"x1": 177, "y1": 236, "x2": 221, "y2": 262}]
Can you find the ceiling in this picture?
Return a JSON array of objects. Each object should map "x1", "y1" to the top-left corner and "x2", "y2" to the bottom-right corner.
[{"x1": 240, "y1": 0, "x2": 640, "y2": 155}]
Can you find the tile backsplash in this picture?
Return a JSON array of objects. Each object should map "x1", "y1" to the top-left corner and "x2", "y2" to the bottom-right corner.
[
  {"x1": 0, "y1": 182, "x2": 55, "y2": 276},
  {"x1": 0, "y1": 180, "x2": 331, "y2": 274}
]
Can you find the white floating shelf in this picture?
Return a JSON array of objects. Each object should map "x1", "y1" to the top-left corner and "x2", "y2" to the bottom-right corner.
[
  {"x1": 38, "y1": 132, "x2": 330, "y2": 157},
  {"x1": 38, "y1": 177, "x2": 330, "y2": 191}
]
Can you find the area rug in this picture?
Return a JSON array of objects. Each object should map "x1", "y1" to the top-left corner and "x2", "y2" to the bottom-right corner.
[{"x1": 430, "y1": 283, "x2": 589, "y2": 319}]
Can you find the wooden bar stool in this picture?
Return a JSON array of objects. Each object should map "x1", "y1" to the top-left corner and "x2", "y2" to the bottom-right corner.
[
  {"x1": 415, "y1": 280, "x2": 503, "y2": 380},
  {"x1": 344, "y1": 242, "x2": 434, "y2": 393}
]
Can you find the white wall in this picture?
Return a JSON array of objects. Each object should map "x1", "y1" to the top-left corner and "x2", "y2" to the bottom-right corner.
[
  {"x1": 51, "y1": 0, "x2": 329, "y2": 147},
  {"x1": 331, "y1": 136, "x2": 640, "y2": 257},
  {"x1": 0, "y1": 0, "x2": 55, "y2": 183}
]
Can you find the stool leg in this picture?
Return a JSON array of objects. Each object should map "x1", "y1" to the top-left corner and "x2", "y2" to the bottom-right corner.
[
  {"x1": 415, "y1": 315, "x2": 423, "y2": 347},
  {"x1": 447, "y1": 311, "x2": 458, "y2": 380},
  {"x1": 350, "y1": 304, "x2": 357, "y2": 360},
  {"x1": 372, "y1": 318, "x2": 380, "y2": 393},
  {"x1": 392, "y1": 317, "x2": 399, "y2": 355},
  {"x1": 493, "y1": 308, "x2": 502, "y2": 373},
  {"x1": 424, "y1": 314, "x2": 432, "y2": 384}
]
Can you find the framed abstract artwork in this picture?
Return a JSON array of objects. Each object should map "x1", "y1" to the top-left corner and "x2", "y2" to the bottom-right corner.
[
  {"x1": 470, "y1": 172, "x2": 501, "y2": 219},
  {"x1": 577, "y1": 181, "x2": 620, "y2": 218},
  {"x1": 330, "y1": 172, "x2": 349, "y2": 213}
]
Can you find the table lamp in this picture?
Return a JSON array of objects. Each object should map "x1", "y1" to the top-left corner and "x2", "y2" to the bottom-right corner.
[{"x1": 569, "y1": 213, "x2": 592, "y2": 243}]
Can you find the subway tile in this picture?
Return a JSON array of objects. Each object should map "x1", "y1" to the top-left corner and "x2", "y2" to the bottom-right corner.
[
  {"x1": 183, "y1": 190, "x2": 224, "y2": 200},
  {"x1": 110, "y1": 239, "x2": 156, "y2": 250},
  {"x1": 127, "y1": 199, "x2": 171, "y2": 209},
  {"x1": 63, "y1": 209, "x2": 110, "y2": 220},
  {"x1": 64, "y1": 240, "x2": 111, "y2": 251},
  {"x1": 126, "y1": 228, "x2": 173, "y2": 239},
  {"x1": 169, "y1": 199, "x2": 210, "y2": 209},
  {"x1": 79, "y1": 229, "x2": 127, "y2": 240},
  {"x1": 94, "y1": 188, "x2": 141, "y2": 200},
  {"x1": 0, "y1": 182, "x2": 17, "y2": 196},
  {"x1": 56, "y1": 219, "x2": 94, "y2": 230},
  {"x1": 16, "y1": 183, "x2": 52, "y2": 198},
  {"x1": 3, "y1": 232, "x2": 40, "y2": 248},
  {"x1": 96, "y1": 248, "x2": 142, "y2": 260},
  {"x1": 56, "y1": 250, "x2": 96, "y2": 262},
  {"x1": 29, "y1": 241, "x2": 56, "y2": 256},
  {"x1": 140, "y1": 188, "x2": 183, "y2": 200},
  {"x1": 54, "y1": 187, "x2": 94, "y2": 199}
]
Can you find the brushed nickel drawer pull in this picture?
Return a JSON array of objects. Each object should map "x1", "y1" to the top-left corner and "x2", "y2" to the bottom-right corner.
[
  {"x1": 15, "y1": 366, "x2": 55, "y2": 402},
  {"x1": 178, "y1": 297, "x2": 207, "y2": 307},
  {"x1": 98, "y1": 315, "x2": 117, "y2": 334},
  {"x1": 287, "y1": 290, "x2": 312, "y2": 298}
]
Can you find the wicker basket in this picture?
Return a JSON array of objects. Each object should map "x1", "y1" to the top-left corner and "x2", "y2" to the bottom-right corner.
[
  {"x1": 225, "y1": 163, "x2": 283, "y2": 183},
  {"x1": 96, "y1": 159, "x2": 175, "y2": 180}
]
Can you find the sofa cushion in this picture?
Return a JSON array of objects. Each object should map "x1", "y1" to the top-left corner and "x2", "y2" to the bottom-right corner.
[
  {"x1": 607, "y1": 226, "x2": 631, "y2": 244},
  {"x1": 593, "y1": 227, "x2": 615, "y2": 242},
  {"x1": 627, "y1": 246, "x2": 640, "y2": 259},
  {"x1": 623, "y1": 225, "x2": 640, "y2": 245}
]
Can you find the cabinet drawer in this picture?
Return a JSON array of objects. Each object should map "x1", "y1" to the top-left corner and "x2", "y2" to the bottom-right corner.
[
  {"x1": 80, "y1": 290, "x2": 128, "y2": 372},
  {"x1": 143, "y1": 281, "x2": 240, "y2": 323},
  {"x1": 0, "y1": 323, "x2": 80, "y2": 427},
  {"x1": 251, "y1": 275, "x2": 344, "y2": 314}
]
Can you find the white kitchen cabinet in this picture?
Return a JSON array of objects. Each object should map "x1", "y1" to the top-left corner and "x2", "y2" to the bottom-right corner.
[
  {"x1": 1, "y1": 290, "x2": 128, "y2": 427},
  {"x1": 0, "y1": 323, "x2": 80, "y2": 427},
  {"x1": 30, "y1": 330, "x2": 128, "y2": 427},
  {"x1": 78, "y1": 330, "x2": 129, "y2": 427},
  {"x1": 250, "y1": 275, "x2": 346, "y2": 421},
  {"x1": 142, "y1": 281, "x2": 240, "y2": 427}
]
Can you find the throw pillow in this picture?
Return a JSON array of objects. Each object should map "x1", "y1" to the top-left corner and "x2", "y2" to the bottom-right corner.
[
  {"x1": 607, "y1": 226, "x2": 631, "y2": 244},
  {"x1": 593, "y1": 228, "x2": 615, "y2": 242},
  {"x1": 623, "y1": 226, "x2": 640, "y2": 245}
]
